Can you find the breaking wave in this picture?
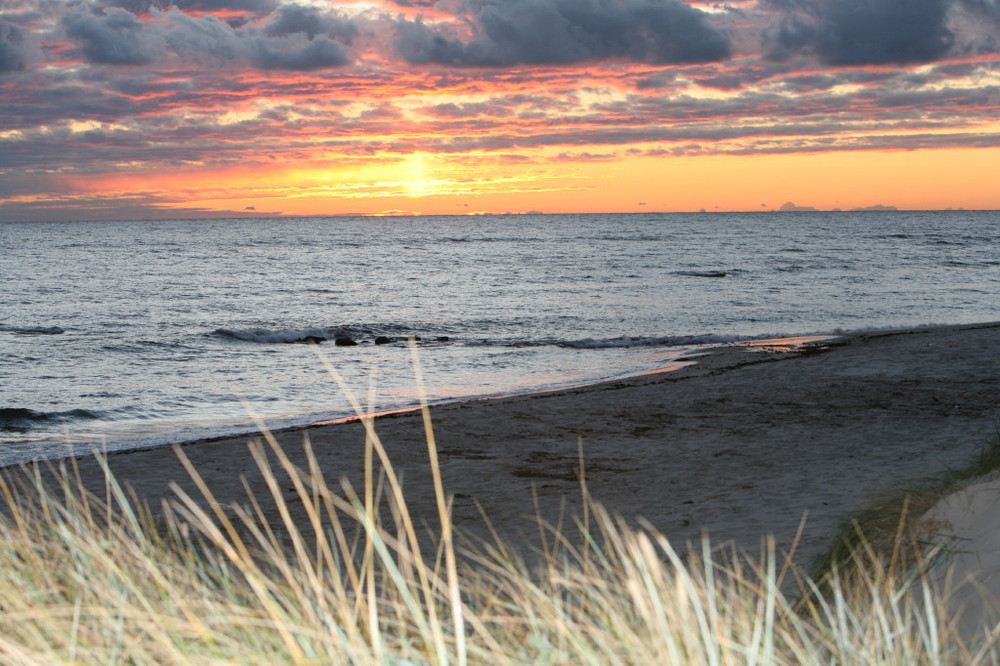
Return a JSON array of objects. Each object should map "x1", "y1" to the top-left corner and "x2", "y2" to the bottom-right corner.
[
  {"x1": 0, "y1": 407, "x2": 103, "y2": 432},
  {"x1": 212, "y1": 324, "x2": 433, "y2": 345}
]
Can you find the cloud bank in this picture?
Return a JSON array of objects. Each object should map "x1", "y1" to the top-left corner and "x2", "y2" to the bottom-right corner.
[
  {"x1": 58, "y1": 2, "x2": 355, "y2": 70},
  {"x1": 395, "y1": 0, "x2": 732, "y2": 66},
  {"x1": 12, "y1": 0, "x2": 1000, "y2": 75}
]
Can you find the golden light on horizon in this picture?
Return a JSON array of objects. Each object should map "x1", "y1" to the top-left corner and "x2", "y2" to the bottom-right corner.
[{"x1": 71, "y1": 143, "x2": 1000, "y2": 219}]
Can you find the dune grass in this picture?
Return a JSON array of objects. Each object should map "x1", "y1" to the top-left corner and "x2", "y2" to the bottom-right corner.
[
  {"x1": 1, "y1": 348, "x2": 998, "y2": 663},
  {"x1": 3, "y1": 436, "x2": 999, "y2": 663}
]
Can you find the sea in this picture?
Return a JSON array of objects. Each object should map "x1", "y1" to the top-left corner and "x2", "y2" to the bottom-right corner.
[{"x1": 2, "y1": 211, "x2": 998, "y2": 466}]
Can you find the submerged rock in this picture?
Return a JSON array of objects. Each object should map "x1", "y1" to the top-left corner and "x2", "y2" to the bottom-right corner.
[{"x1": 282, "y1": 335, "x2": 327, "y2": 344}]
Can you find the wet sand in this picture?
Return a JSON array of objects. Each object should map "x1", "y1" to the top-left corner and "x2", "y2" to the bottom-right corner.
[{"x1": 14, "y1": 321, "x2": 1000, "y2": 574}]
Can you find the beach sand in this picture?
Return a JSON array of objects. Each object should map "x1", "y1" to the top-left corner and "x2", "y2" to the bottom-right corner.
[
  {"x1": 921, "y1": 474, "x2": 1000, "y2": 637},
  {"x1": 16, "y1": 322, "x2": 1000, "y2": 581}
]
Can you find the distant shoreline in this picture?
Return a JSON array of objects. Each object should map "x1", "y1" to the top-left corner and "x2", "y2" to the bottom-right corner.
[{"x1": 3, "y1": 208, "x2": 998, "y2": 225}]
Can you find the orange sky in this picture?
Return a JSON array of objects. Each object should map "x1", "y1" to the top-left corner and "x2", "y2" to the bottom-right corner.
[
  {"x1": 2, "y1": 0, "x2": 999, "y2": 220},
  {"x1": 66, "y1": 144, "x2": 1000, "y2": 217}
]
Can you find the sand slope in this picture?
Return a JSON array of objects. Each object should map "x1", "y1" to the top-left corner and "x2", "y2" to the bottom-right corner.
[{"x1": 921, "y1": 475, "x2": 1000, "y2": 638}]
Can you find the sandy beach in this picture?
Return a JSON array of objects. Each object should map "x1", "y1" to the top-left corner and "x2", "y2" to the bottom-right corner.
[{"x1": 18, "y1": 321, "x2": 1000, "y2": 577}]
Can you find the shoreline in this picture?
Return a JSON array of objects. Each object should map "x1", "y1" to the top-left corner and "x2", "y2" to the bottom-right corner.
[
  {"x1": 14, "y1": 321, "x2": 1000, "y2": 574},
  {"x1": 1, "y1": 331, "x2": 823, "y2": 466},
  {"x1": 0, "y1": 330, "x2": 835, "y2": 467}
]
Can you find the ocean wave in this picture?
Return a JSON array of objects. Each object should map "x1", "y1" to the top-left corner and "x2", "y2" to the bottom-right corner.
[
  {"x1": 0, "y1": 325, "x2": 65, "y2": 335},
  {"x1": 672, "y1": 270, "x2": 730, "y2": 278},
  {"x1": 213, "y1": 324, "x2": 442, "y2": 346},
  {"x1": 215, "y1": 327, "x2": 355, "y2": 344},
  {"x1": 0, "y1": 407, "x2": 102, "y2": 431}
]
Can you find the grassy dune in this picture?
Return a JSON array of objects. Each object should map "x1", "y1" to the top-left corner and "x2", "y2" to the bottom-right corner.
[{"x1": 1, "y1": 416, "x2": 998, "y2": 665}]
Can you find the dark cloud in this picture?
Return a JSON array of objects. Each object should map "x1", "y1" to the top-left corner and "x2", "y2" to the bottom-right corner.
[
  {"x1": 161, "y1": 10, "x2": 244, "y2": 62},
  {"x1": 775, "y1": 69, "x2": 895, "y2": 91},
  {"x1": 394, "y1": 19, "x2": 469, "y2": 65},
  {"x1": 395, "y1": 0, "x2": 732, "y2": 66},
  {"x1": 0, "y1": 19, "x2": 35, "y2": 73},
  {"x1": 952, "y1": 0, "x2": 1000, "y2": 54},
  {"x1": 961, "y1": 0, "x2": 1000, "y2": 22},
  {"x1": 60, "y1": 5, "x2": 354, "y2": 70},
  {"x1": 165, "y1": 5, "x2": 355, "y2": 70},
  {"x1": 397, "y1": 121, "x2": 1000, "y2": 157},
  {"x1": 691, "y1": 72, "x2": 750, "y2": 90},
  {"x1": 169, "y1": 0, "x2": 278, "y2": 12},
  {"x1": 0, "y1": 171, "x2": 58, "y2": 197},
  {"x1": 62, "y1": 7, "x2": 162, "y2": 65},
  {"x1": 263, "y1": 3, "x2": 357, "y2": 42},
  {"x1": 634, "y1": 71, "x2": 677, "y2": 90},
  {"x1": 0, "y1": 193, "x2": 274, "y2": 222},
  {"x1": 427, "y1": 93, "x2": 563, "y2": 118},
  {"x1": 763, "y1": 0, "x2": 955, "y2": 65},
  {"x1": 250, "y1": 34, "x2": 350, "y2": 69},
  {"x1": 933, "y1": 62, "x2": 980, "y2": 76},
  {"x1": 106, "y1": 0, "x2": 278, "y2": 16}
]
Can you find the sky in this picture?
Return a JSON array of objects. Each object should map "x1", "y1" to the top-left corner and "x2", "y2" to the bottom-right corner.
[{"x1": 1, "y1": 0, "x2": 999, "y2": 221}]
